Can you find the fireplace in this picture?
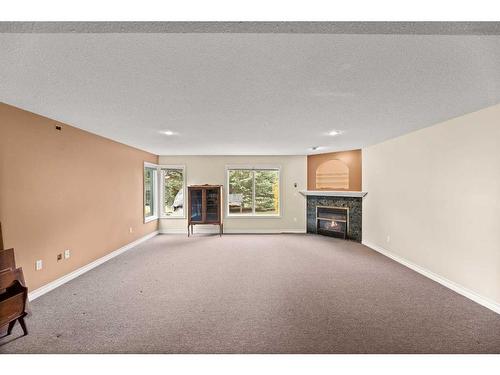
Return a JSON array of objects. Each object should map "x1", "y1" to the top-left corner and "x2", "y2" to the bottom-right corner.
[
  {"x1": 305, "y1": 192, "x2": 363, "y2": 242},
  {"x1": 316, "y1": 206, "x2": 349, "y2": 239}
]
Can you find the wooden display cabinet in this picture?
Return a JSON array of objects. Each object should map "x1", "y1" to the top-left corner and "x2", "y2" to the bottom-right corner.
[{"x1": 187, "y1": 185, "x2": 223, "y2": 236}]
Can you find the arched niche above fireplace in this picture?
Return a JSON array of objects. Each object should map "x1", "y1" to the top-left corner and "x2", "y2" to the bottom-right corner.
[
  {"x1": 307, "y1": 149, "x2": 362, "y2": 191},
  {"x1": 315, "y1": 159, "x2": 349, "y2": 190}
]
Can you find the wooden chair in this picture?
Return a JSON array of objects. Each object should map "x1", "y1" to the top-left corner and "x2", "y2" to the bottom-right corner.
[
  {"x1": 0, "y1": 223, "x2": 30, "y2": 336},
  {"x1": 0, "y1": 247, "x2": 27, "y2": 288},
  {"x1": 0, "y1": 248, "x2": 16, "y2": 272},
  {"x1": 0, "y1": 267, "x2": 28, "y2": 336},
  {"x1": 0, "y1": 221, "x2": 4, "y2": 250}
]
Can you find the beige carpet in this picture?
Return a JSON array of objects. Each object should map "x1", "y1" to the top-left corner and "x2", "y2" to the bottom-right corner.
[{"x1": 1, "y1": 234, "x2": 499, "y2": 353}]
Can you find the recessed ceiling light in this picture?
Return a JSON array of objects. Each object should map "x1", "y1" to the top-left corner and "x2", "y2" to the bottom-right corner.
[
  {"x1": 310, "y1": 146, "x2": 321, "y2": 151},
  {"x1": 328, "y1": 130, "x2": 341, "y2": 136},
  {"x1": 160, "y1": 130, "x2": 175, "y2": 136}
]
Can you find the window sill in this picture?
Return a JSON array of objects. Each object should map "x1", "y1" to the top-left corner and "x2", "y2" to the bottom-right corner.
[
  {"x1": 144, "y1": 215, "x2": 158, "y2": 223},
  {"x1": 160, "y1": 215, "x2": 186, "y2": 219},
  {"x1": 226, "y1": 214, "x2": 282, "y2": 219}
]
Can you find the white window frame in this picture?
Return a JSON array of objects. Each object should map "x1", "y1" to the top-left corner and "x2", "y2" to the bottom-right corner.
[
  {"x1": 144, "y1": 162, "x2": 159, "y2": 223},
  {"x1": 225, "y1": 164, "x2": 282, "y2": 218},
  {"x1": 159, "y1": 164, "x2": 186, "y2": 219}
]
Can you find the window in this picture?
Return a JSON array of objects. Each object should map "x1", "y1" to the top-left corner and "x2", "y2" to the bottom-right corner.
[
  {"x1": 227, "y1": 166, "x2": 280, "y2": 216},
  {"x1": 144, "y1": 163, "x2": 158, "y2": 222},
  {"x1": 160, "y1": 165, "x2": 185, "y2": 218}
]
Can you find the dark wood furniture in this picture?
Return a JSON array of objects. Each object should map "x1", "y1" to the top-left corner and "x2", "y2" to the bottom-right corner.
[
  {"x1": 0, "y1": 248, "x2": 16, "y2": 272},
  {"x1": 187, "y1": 185, "x2": 223, "y2": 236},
  {"x1": 0, "y1": 222, "x2": 4, "y2": 250},
  {"x1": 0, "y1": 223, "x2": 16, "y2": 274},
  {"x1": 0, "y1": 223, "x2": 29, "y2": 336},
  {"x1": 0, "y1": 267, "x2": 28, "y2": 336},
  {"x1": 0, "y1": 248, "x2": 27, "y2": 288}
]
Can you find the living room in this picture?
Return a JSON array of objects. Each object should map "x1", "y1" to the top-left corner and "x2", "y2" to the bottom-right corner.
[{"x1": 1, "y1": 4, "x2": 499, "y2": 373}]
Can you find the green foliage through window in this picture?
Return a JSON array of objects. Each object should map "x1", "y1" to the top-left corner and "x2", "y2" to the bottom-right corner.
[
  {"x1": 228, "y1": 169, "x2": 279, "y2": 215},
  {"x1": 162, "y1": 168, "x2": 184, "y2": 217}
]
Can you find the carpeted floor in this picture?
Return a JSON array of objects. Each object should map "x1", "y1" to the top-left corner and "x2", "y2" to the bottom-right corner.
[{"x1": 1, "y1": 234, "x2": 499, "y2": 353}]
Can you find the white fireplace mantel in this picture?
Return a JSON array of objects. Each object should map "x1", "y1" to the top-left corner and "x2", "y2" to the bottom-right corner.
[{"x1": 299, "y1": 190, "x2": 368, "y2": 198}]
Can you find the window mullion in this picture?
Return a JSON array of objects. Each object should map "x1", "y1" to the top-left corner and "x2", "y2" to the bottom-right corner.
[
  {"x1": 158, "y1": 167, "x2": 163, "y2": 217},
  {"x1": 252, "y1": 169, "x2": 256, "y2": 215},
  {"x1": 154, "y1": 169, "x2": 158, "y2": 218}
]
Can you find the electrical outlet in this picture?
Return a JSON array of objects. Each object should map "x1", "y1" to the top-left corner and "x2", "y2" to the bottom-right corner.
[
  {"x1": 129, "y1": 227, "x2": 133, "y2": 233},
  {"x1": 57, "y1": 253, "x2": 62, "y2": 261},
  {"x1": 64, "y1": 249, "x2": 71, "y2": 259},
  {"x1": 35, "y1": 259, "x2": 43, "y2": 271},
  {"x1": 386, "y1": 235, "x2": 391, "y2": 243}
]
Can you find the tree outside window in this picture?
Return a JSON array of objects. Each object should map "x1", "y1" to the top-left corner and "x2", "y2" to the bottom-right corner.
[
  {"x1": 228, "y1": 168, "x2": 280, "y2": 216},
  {"x1": 161, "y1": 167, "x2": 185, "y2": 217}
]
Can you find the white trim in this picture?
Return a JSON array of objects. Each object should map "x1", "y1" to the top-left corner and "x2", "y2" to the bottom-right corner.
[
  {"x1": 252, "y1": 169, "x2": 256, "y2": 215},
  {"x1": 300, "y1": 190, "x2": 368, "y2": 197},
  {"x1": 143, "y1": 162, "x2": 159, "y2": 223},
  {"x1": 225, "y1": 164, "x2": 281, "y2": 170},
  {"x1": 225, "y1": 229, "x2": 305, "y2": 234},
  {"x1": 144, "y1": 215, "x2": 158, "y2": 223},
  {"x1": 28, "y1": 231, "x2": 159, "y2": 301},
  {"x1": 225, "y1": 214, "x2": 281, "y2": 219},
  {"x1": 160, "y1": 228, "x2": 305, "y2": 234},
  {"x1": 362, "y1": 240, "x2": 500, "y2": 315},
  {"x1": 143, "y1": 161, "x2": 159, "y2": 169},
  {"x1": 159, "y1": 164, "x2": 186, "y2": 219}
]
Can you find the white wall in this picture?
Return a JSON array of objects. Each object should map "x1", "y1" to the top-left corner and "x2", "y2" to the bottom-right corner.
[
  {"x1": 363, "y1": 104, "x2": 500, "y2": 307},
  {"x1": 158, "y1": 155, "x2": 307, "y2": 233}
]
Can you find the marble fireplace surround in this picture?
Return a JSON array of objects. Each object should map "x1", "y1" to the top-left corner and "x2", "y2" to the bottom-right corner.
[{"x1": 301, "y1": 191, "x2": 367, "y2": 242}]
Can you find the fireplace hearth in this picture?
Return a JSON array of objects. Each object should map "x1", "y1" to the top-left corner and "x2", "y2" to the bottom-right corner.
[{"x1": 316, "y1": 206, "x2": 349, "y2": 239}]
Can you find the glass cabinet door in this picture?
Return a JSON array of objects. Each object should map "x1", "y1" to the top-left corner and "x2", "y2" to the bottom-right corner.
[
  {"x1": 190, "y1": 189, "x2": 203, "y2": 222},
  {"x1": 205, "y1": 188, "x2": 219, "y2": 222}
]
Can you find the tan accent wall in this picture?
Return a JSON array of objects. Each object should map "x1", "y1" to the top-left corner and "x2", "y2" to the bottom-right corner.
[
  {"x1": 307, "y1": 150, "x2": 362, "y2": 191},
  {"x1": 363, "y1": 104, "x2": 500, "y2": 305},
  {"x1": 0, "y1": 103, "x2": 158, "y2": 291}
]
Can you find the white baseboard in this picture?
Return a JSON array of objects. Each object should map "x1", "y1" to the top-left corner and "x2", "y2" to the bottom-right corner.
[
  {"x1": 28, "y1": 231, "x2": 159, "y2": 301},
  {"x1": 160, "y1": 228, "x2": 306, "y2": 234},
  {"x1": 362, "y1": 240, "x2": 500, "y2": 315},
  {"x1": 225, "y1": 229, "x2": 306, "y2": 234}
]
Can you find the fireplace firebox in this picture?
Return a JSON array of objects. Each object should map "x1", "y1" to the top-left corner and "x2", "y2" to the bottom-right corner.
[{"x1": 316, "y1": 206, "x2": 349, "y2": 239}]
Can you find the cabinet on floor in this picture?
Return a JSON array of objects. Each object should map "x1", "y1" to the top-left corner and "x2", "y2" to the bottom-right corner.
[{"x1": 187, "y1": 185, "x2": 223, "y2": 236}]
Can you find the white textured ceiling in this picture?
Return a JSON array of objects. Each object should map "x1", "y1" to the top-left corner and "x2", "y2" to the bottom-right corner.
[{"x1": 1, "y1": 32, "x2": 500, "y2": 155}]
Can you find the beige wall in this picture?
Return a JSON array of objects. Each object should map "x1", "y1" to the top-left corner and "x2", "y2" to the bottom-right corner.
[
  {"x1": 363, "y1": 104, "x2": 500, "y2": 305},
  {"x1": 307, "y1": 150, "x2": 362, "y2": 191},
  {"x1": 158, "y1": 155, "x2": 307, "y2": 233},
  {"x1": 0, "y1": 103, "x2": 158, "y2": 291}
]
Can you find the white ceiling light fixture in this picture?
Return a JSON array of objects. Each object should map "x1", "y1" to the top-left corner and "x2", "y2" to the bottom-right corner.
[
  {"x1": 160, "y1": 130, "x2": 176, "y2": 136},
  {"x1": 328, "y1": 130, "x2": 342, "y2": 136}
]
